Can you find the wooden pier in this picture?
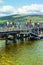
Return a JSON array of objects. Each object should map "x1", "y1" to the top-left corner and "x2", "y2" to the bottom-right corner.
[{"x1": 0, "y1": 26, "x2": 43, "y2": 45}]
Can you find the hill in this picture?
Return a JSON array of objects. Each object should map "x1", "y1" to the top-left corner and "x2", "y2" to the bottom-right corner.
[{"x1": 0, "y1": 14, "x2": 43, "y2": 24}]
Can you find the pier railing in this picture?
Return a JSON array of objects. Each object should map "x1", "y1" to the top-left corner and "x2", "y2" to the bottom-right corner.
[{"x1": 0, "y1": 26, "x2": 40, "y2": 35}]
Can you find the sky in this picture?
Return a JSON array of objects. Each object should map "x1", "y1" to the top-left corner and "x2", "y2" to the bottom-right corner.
[{"x1": 0, "y1": 0, "x2": 43, "y2": 17}]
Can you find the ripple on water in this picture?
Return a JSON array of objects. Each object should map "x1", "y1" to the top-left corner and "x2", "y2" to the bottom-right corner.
[{"x1": 0, "y1": 39, "x2": 43, "y2": 65}]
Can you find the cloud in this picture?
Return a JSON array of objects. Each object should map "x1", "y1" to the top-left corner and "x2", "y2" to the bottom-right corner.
[
  {"x1": 0, "y1": 5, "x2": 15, "y2": 16},
  {"x1": 0, "y1": 4, "x2": 43, "y2": 17},
  {"x1": 0, "y1": 0, "x2": 3, "y2": 3},
  {"x1": 16, "y1": 4, "x2": 43, "y2": 14}
]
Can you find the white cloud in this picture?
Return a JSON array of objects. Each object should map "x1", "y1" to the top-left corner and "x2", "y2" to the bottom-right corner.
[
  {"x1": 0, "y1": 6, "x2": 14, "y2": 12},
  {"x1": 16, "y1": 4, "x2": 43, "y2": 14},
  {"x1": 0, "y1": 0, "x2": 3, "y2": 3},
  {"x1": 0, "y1": 4, "x2": 43, "y2": 17}
]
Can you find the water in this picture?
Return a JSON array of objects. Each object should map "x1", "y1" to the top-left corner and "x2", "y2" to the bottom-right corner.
[{"x1": 0, "y1": 39, "x2": 43, "y2": 65}]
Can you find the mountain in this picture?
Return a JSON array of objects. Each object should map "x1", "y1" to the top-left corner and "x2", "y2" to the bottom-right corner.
[{"x1": 0, "y1": 14, "x2": 43, "y2": 23}]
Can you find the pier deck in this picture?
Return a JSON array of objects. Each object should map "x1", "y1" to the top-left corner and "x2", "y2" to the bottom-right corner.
[{"x1": 0, "y1": 27, "x2": 43, "y2": 44}]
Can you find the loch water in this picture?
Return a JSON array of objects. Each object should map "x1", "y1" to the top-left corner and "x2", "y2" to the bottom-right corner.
[{"x1": 0, "y1": 39, "x2": 43, "y2": 65}]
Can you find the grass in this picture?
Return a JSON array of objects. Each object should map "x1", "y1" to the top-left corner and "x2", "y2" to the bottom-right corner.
[
  {"x1": 13, "y1": 15, "x2": 43, "y2": 23},
  {"x1": 0, "y1": 15, "x2": 43, "y2": 24},
  {"x1": 0, "y1": 20, "x2": 7, "y2": 24}
]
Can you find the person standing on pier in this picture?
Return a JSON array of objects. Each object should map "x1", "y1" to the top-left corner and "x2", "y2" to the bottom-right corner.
[{"x1": 28, "y1": 19, "x2": 33, "y2": 32}]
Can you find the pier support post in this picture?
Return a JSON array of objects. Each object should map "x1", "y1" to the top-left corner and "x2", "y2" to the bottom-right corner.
[
  {"x1": 5, "y1": 34, "x2": 8, "y2": 45},
  {"x1": 20, "y1": 34, "x2": 24, "y2": 41},
  {"x1": 13, "y1": 34, "x2": 16, "y2": 43}
]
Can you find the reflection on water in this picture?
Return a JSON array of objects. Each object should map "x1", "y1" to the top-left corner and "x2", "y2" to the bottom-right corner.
[{"x1": 0, "y1": 39, "x2": 43, "y2": 65}]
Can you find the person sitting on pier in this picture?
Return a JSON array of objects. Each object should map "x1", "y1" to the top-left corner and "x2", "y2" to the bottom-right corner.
[
  {"x1": 16, "y1": 22, "x2": 21, "y2": 29},
  {"x1": 34, "y1": 23, "x2": 40, "y2": 34},
  {"x1": 6, "y1": 21, "x2": 10, "y2": 27}
]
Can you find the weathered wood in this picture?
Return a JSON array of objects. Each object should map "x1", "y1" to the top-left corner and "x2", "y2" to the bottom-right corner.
[
  {"x1": 5, "y1": 34, "x2": 8, "y2": 45},
  {"x1": 13, "y1": 34, "x2": 16, "y2": 43}
]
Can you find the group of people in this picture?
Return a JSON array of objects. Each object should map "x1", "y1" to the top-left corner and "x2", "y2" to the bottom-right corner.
[{"x1": 6, "y1": 20, "x2": 40, "y2": 30}]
